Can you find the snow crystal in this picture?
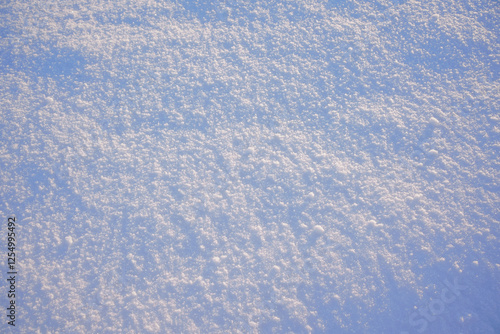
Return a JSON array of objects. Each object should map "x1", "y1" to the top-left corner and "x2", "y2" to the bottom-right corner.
[
  {"x1": 312, "y1": 225, "x2": 325, "y2": 234},
  {"x1": 427, "y1": 149, "x2": 439, "y2": 157},
  {"x1": 429, "y1": 117, "x2": 440, "y2": 126},
  {"x1": 65, "y1": 236, "x2": 73, "y2": 246}
]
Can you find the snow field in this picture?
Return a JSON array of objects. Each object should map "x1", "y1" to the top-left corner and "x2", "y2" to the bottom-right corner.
[{"x1": 0, "y1": 0, "x2": 498, "y2": 333}]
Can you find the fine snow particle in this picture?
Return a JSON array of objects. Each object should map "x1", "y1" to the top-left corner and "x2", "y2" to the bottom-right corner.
[
  {"x1": 313, "y1": 225, "x2": 325, "y2": 234},
  {"x1": 428, "y1": 149, "x2": 439, "y2": 157},
  {"x1": 430, "y1": 117, "x2": 440, "y2": 126}
]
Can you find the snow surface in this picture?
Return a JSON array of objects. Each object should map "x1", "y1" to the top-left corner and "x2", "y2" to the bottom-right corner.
[{"x1": 0, "y1": 0, "x2": 499, "y2": 333}]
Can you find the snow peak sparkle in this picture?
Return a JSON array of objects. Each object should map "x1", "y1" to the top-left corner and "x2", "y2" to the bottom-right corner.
[{"x1": 6, "y1": 216, "x2": 16, "y2": 326}]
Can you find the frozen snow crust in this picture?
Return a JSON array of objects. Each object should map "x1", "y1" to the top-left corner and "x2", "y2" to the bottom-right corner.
[{"x1": 0, "y1": 0, "x2": 498, "y2": 333}]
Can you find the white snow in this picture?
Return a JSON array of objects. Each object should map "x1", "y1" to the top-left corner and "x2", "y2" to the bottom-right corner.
[
  {"x1": 65, "y1": 236, "x2": 73, "y2": 246},
  {"x1": 312, "y1": 225, "x2": 325, "y2": 234},
  {"x1": 429, "y1": 117, "x2": 440, "y2": 126},
  {"x1": 0, "y1": 0, "x2": 498, "y2": 333}
]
